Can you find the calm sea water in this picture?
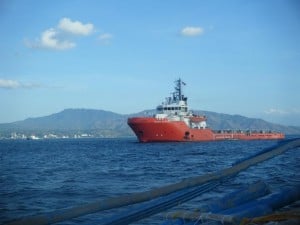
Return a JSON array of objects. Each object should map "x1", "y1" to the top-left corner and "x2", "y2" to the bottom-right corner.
[{"x1": 1, "y1": 137, "x2": 299, "y2": 225}]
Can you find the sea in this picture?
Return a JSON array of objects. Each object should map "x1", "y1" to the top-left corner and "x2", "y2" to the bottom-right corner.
[{"x1": 1, "y1": 137, "x2": 299, "y2": 225}]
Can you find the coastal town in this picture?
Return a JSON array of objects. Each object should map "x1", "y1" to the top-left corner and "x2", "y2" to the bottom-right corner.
[{"x1": 0, "y1": 132, "x2": 112, "y2": 140}]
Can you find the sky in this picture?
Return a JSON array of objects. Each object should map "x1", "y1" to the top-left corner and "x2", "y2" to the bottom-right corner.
[{"x1": 0, "y1": 0, "x2": 300, "y2": 126}]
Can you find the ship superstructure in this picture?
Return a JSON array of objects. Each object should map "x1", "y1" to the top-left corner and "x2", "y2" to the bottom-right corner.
[{"x1": 155, "y1": 79, "x2": 207, "y2": 129}]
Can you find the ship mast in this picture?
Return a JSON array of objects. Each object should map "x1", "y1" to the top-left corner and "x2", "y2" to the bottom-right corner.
[{"x1": 174, "y1": 78, "x2": 186, "y2": 102}]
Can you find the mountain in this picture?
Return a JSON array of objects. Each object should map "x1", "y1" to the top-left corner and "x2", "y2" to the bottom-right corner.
[
  {"x1": 0, "y1": 108, "x2": 300, "y2": 138},
  {"x1": 0, "y1": 109, "x2": 130, "y2": 138},
  {"x1": 194, "y1": 110, "x2": 300, "y2": 134}
]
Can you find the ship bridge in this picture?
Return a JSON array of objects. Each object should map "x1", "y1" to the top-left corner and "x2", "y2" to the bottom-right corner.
[{"x1": 156, "y1": 79, "x2": 189, "y2": 117}]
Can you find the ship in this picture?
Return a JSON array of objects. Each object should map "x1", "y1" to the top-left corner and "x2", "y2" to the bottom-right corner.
[{"x1": 127, "y1": 79, "x2": 285, "y2": 142}]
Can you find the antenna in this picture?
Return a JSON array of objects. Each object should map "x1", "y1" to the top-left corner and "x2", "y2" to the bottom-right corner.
[{"x1": 174, "y1": 78, "x2": 185, "y2": 101}]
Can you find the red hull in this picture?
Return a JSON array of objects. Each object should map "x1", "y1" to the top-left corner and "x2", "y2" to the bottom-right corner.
[{"x1": 128, "y1": 117, "x2": 285, "y2": 142}]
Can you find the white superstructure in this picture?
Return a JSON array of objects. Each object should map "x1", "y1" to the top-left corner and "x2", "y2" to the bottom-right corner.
[{"x1": 155, "y1": 79, "x2": 207, "y2": 129}]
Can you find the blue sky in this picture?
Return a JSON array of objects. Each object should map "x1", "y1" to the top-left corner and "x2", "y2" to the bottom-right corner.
[{"x1": 0, "y1": 0, "x2": 300, "y2": 126}]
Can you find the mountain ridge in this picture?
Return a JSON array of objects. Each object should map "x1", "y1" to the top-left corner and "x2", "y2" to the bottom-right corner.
[{"x1": 0, "y1": 108, "x2": 299, "y2": 138}]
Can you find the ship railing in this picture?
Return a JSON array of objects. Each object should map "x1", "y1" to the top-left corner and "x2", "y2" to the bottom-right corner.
[{"x1": 213, "y1": 130, "x2": 282, "y2": 134}]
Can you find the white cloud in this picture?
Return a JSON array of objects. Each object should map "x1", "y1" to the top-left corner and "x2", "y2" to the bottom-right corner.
[
  {"x1": 181, "y1": 26, "x2": 204, "y2": 37},
  {"x1": 58, "y1": 18, "x2": 94, "y2": 36},
  {"x1": 99, "y1": 33, "x2": 113, "y2": 41},
  {"x1": 0, "y1": 79, "x2": 20, "y2": 89},
  {"x1": 264, "y1": 108, "x2": 288, "y2": 115},
  {"x1": 25, "y1": 28, "x2": 76, "y2": 50},
  {"x1": 0, "y1": 79, "x2": 41, "y2": 89},
  {"x1": 262, "y1": 108, "x2": 300, "y2": 126},
  {"x1": 40, "y1": 28, "x2": 76, "y2": 50},
  {"x1": 264, "y1": 108, "x2": 300, "y2": 116},
  {"x1": 98, "y1": 33, "x2": 113, "y2": 44},
  {"x1": 26, "y1": 17, "x2": 95, "y2": 51}
]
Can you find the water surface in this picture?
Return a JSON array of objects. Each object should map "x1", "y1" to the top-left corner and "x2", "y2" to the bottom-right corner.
[{"x1": 1, "y1": 138, "x2": 299, "y2": 224}]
